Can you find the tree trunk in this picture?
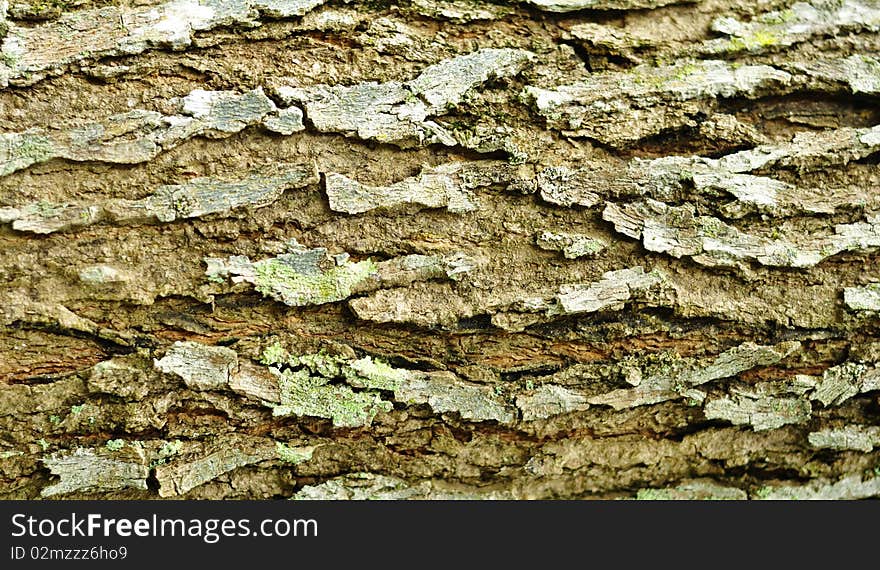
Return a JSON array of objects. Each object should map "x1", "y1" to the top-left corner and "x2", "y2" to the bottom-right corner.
[{"x1": 2, "y1": 0, "x2": 879, "y2": 500}]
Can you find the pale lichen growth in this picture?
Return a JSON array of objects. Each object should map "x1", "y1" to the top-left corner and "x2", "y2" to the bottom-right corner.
[
  {"x1": 1, "y1": 201, "x2": 101, "y2": 234},
  {"x1": 536, "y1": 231, "x2": 607, "y2": 259},
  {"x1": 554, "y1": 266, "x2": 669, "y2": 315},
  {"x1": 151, "y1": 440, "x2": 184, "y2": 468},
  {"x1": 515, "y1": 384, "x2": 590, "y2": 421},
  {"x1": 0, "y1": 132, "x2": 54, "y2": 176},
  {"x1": 262, "y1": 106, "x2": 306, "y2": 135},
  {"x1": 0, "y1": 89, "x2": 309, "y2": 178},
  {"x1": 325, "y1": 163, "x2": 478, "y2": 215},
  {"x1": 260, "y1": 342, "x2": 289, "y2": 366},
  {"x1": 206, "y1": 243, "x2": 475, "y2": 307},
  {"x1": 179, "y1": 88, "x2": 277, "y2": 133},
  {"x1": 536, "y1": 166, "x2": 602, "y2": 208},
  {"x1": 254, "y1": 256, "x2": 378, "y2": 307},
  {"x1": 1, "y1": 163, "x2": 317, "y2": 233},
  {"x1": 603, "y1": 199, "x2": 880, "y2": 270},
  {"x1": 136, "y1": 163, "x2": 318, "y2": 223},
  {"x1": 716, "y1": 125, "x2": 880, "y2": 173},
  {"x1": 275, "y1": 48, "x2": 533, "y2": 148},
  {"x1": 410, "y1": 48, "x2": 533, "y2": 113},
  {"x1": 275, "y1": 442, "x2": 317, "y2": 465},
  {"x1": 293, "y1": 472, "x2": 513, "y2": 500},
  {"x1": 345, "y1": 356, "x2": 411, "y2": 391},
  {"x1": 793, "y1": 55, "x2": 880, "y2": 96},
  {"x1": 703, "y1": 390, "x2": 812, "y2": 431},
  {"x1": 154, "y1": 341, "x2": 238, "y2": 392},
  {"x1": 263, "y1": 347, "x2": 513, "y2": 426},
  {"x1": 155, "y1": 437, "x2": 275, "y2": 497},
  {"x1": 634, "y1": 479, "x2": 747, "y2": 500},
  {"x1": 703, "y1": 0, "x2": 880, "y2": 55},
  {"x1": 523, "y1": 0, "x2": 690, "y2": 12},
  {"x1": 272, "y1": 366, "x2": 394, "y2": 428},
  {"x1": 0, "y1": 0, "x2": 330, "y2": 88},
  {"x1": 411, "y1": 0, "x2": 512, "y2": 22},
  {"x1": 393, "y1": 371, "x2": 515, "y2": 423},
  {"x1": 808, "y1": 425, "x2": 880, "y2": 452},
  {"x1": 844, "y1": 283, "x2": 880, "y2": 312},
  {"x1": 78, "y1": 264, "x2": 129, "y2": 285},
  {"x1": 589, "y1": 341, "x2": 801, "y2": 411},
  {"x1": 205, "y1": 243, "x2": 378, "y2": 307},
  {"x1": 41, "y1": 447, "x2": 148, "y2": 497},
  {"x1": 811, "y1": 362, "x2": 880, "y2": 407},
  {"x1": 159, "y1": 440, "x2": 183, "y2": 458},
  {"x1": 693, "y1": 172, "x2": 773, "y2": 213},
  {"x1": 523, "y1": 60, "x2": 789, "y2": 147},
  {"x1": 753, "y1": 474, "x2": 880, "y2": 500},
  {"x1": 704, "y1": 363, "x2": 880, "y2": 431},
  {"x1": 526, "y1": 138, "x2": 876, "y2": 219},
  {"x1": 5, "y1": 0, "x2": 880, "y2": 503}
]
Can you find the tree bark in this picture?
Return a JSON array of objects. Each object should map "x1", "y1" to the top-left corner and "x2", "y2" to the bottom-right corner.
[{"x1": 1, "y1": 0, "x2": 879, "y2": 500}]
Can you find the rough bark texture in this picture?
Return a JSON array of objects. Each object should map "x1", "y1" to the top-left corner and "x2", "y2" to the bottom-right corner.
[{"x1": 1, "y1": 0, "x2": 879, "y2": 500}]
